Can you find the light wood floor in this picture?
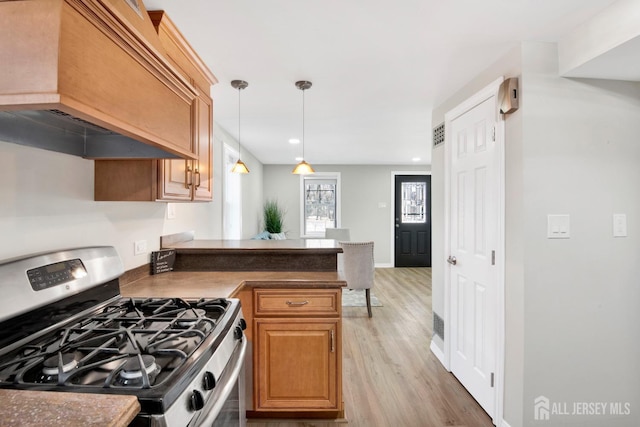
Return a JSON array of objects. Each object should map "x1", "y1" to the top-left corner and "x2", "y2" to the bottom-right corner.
[{"x1": 248, "y1": 268, "x2": 493, "y2": 427}]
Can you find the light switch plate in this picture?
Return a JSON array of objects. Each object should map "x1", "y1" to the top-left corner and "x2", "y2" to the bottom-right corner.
[
  {"x1": 613, "y1": 214, "x2": 627, "y2": 237},
  {"x1": 547, "y1": 214, "x2": 570, "y2": 239}
]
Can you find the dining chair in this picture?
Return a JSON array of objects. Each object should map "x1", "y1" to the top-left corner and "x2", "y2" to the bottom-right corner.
[
  {"x1": 325, "y1": 228, "x2": 350, "y2": 272},
  {"x1": 340, "y1": 241, "x2": 375, "y2": 317},
  {"x1": 324, "y1": 228, "x2": 350, "y2": 241}
]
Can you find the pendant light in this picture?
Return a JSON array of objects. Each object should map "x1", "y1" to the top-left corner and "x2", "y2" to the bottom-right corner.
[
  {"x1": 292, "y1": 80, "x2": 315, "y2": 175},
  {"x1": 231, "y1": 80, "x2": 250, "y2": 174}
]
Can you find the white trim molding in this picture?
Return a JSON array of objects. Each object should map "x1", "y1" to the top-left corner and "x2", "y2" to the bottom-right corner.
[
  {"x1": 499, "y1": 419, "x2": 513, "y2": 427},
  {"x1": 443, "y1": 76, "x2": 505, "y2": 426},
  {"x1": 430, "y1": 339, "x2": 446, "y2": 367},
  {"x1": 299, "y1": 172, "x2": 341, "y2": 238}
]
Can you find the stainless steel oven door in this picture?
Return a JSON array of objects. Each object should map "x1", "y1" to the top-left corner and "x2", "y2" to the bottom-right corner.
[{"x1": 190, "y1": 337, "x2": 247, "y2": 427}]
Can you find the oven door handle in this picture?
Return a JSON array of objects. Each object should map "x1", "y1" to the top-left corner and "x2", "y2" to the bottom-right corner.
[{"x1": 189, "y1": 337, "x2": 247, "y2": 427}]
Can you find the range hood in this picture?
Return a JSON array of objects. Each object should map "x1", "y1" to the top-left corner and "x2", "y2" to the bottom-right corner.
[
  {"x1": 0, "y1": 110, "x2": 183, "y2": 158},
  {"x1": 0, "y1": 0, "x2": 199, "y2": 160}
]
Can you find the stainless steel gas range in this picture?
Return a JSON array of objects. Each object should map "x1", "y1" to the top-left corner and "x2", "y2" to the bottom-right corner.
[{"x1": 0, "y1": 246, "x2": 247, "y2": 427}]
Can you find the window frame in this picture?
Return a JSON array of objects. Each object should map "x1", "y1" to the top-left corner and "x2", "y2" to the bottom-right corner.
[
  {"x1": 222, "y1": 142, "x2": 242, "y2": 239},
  {"x1": 299, "y1": 172, "x2": 341, "y2": 238}
]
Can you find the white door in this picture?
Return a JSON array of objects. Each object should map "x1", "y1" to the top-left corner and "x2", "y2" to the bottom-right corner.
[{"x1": 448, "y1": 94, "x2": 499, "y2": 417}]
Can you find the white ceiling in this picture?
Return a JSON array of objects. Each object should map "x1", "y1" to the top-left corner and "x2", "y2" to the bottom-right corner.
[{"x1": 144, "y1": 0, "x2": 619, "y2": 166}]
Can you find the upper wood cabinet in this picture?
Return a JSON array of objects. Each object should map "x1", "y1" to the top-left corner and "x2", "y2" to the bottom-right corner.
[
  {"x1": 155, "y1": 91, "x2": 213, "y2": 201},
  {"x1": 0, "y1": 0, "x2": 198, "y2": 159},
  {"x1": 94, "y1": 10, "x2": 216, "y2": 202}
]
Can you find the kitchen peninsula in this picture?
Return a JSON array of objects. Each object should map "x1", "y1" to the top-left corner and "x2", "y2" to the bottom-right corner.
[
  {"x1": 160, "y1": 231, "x2": 343, "y2": 272},
  {"x1": 121, "y1": 232, "x2": 347, "y2": 420}
]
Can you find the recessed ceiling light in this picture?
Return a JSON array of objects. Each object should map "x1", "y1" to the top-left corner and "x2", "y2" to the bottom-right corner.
[
  {"x1": 412, "y1": 157, "x2": 421, "y2": 162},
  {"x1": 289, "y1": 138, "x2": 300, "y2": 144}
]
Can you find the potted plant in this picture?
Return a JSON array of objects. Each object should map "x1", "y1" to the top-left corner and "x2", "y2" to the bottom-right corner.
[{"x1": 263, "y1": 199, "x2": 286, "y2": 240}]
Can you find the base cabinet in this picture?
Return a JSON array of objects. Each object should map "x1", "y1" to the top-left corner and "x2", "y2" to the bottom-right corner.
[
  {"x1": 251, "y1": 288, "x2": 343, "y2": 416},
  {"x1": 255, "y1": 319, "x2": 339, "y2": 410}
]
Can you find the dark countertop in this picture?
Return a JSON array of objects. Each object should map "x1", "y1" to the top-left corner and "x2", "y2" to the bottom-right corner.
[
  {"x1": 158, "y1": 237, "x2": 343, "y2": 272},
  {"x1": 0, "y1": 390, "x2": 139, "y2": 427},
  {"x1": 162, "y1": 238, "x2": 342, "y2": 253},
  {"x1": 120, "y1": 270, "x2": 346, "y2": 299}
]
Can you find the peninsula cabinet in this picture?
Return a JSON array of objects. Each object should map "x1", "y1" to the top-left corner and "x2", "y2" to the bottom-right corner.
[
  {"x1": 252, "y1": 288, "x2": 343, "y2": 417},
  {"x1": 94, "y1": 11, "x2": 216, "y2": 202}
]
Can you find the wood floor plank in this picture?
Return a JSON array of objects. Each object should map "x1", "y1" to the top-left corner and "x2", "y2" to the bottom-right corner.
[{"x1": 248, "y1": 267, "x2": 493, "y2": 427}]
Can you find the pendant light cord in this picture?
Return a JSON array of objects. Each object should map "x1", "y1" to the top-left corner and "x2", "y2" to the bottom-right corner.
[
  {"x1": 302, "y1": 88, "x2": 305, "y2": 160},
  {"x1": 238, "y1": 87, "x2": 242, "y2": 158}
]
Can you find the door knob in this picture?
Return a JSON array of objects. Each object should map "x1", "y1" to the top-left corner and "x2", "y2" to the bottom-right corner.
[{"x1": 447, "y1": 256, "x2": 457, "y2": 265}]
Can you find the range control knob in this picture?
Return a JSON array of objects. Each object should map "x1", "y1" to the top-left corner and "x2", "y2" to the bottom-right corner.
[
  {"x1": 234, "y1": 326, "x2": 243, "y2": 340},
  {"x1": 239, "y1": 318, "x2": 247, "y2": 330},
  {"x1": 189, "y1": 390, "x2": 204, "y2": 411},
  {"x1": 203, "y1": 371, "x2": 216, "y2": 390}
]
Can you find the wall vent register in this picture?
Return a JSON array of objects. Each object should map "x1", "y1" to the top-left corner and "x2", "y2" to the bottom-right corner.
[{"x1": 433, "y1": 123, "x2": 445, "y2": 147}]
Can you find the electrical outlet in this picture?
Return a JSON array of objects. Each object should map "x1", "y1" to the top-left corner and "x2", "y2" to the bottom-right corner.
[
  {"x1": 167, "y1": 203, "x2": 176, "y2": 220},
  {"x1": 134, "y1": 240, "x2": 147, "y2": 255}
]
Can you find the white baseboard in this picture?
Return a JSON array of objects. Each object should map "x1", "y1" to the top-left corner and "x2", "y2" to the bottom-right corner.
[
  {"x1": 430, "y1": 339, "x2": 446, "y2": 367},
  {"x1": 375, "y1": 263, "x2": 393, "y2": 268},
  {"x1": 499, "y1": 419, "x2": 512, "y2": 427}
]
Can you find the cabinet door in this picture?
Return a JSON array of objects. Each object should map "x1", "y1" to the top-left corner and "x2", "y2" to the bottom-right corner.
[
  {"x1": 255, "y1": 319, "x2": 339, "y2": 410},
  {"x1": 158, "y1": 158, "x2": 192, "y2": 201},
  {"x1": 193, "y1": 92, "x2": 213, "y2": 201}
]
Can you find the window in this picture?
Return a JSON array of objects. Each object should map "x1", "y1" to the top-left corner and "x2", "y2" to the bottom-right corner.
[
  {"x1": 301, "y1": 173, "x2": 340, "y2": 237},
  {"x1": 223, "y1": 143, "x2": 242, "y2": 239},
  {"x1": 400, "y1": 181, "x2": 426, "y2": 223}
]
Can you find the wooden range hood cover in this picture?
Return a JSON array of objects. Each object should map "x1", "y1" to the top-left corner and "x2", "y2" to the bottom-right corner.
[{"x1": 0, "y1": 0, "x2": 199, "y2": 159}]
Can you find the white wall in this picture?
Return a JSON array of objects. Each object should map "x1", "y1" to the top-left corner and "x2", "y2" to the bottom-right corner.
[
  {"x1": 0, "y1": 122, "x2": 264, "y2": 270},
  {"x1": 214, "y1": 123, "x2": 264, "y2": 239},
  {"x1": 263, "y1": 164, "x2": 430, "y2": 266},
  {"x1": 521, "y1": 42, "x2": 640, "y2": 427},
  {"x1": 432, "y1": 41, "x2": 640, "y2": 427}
]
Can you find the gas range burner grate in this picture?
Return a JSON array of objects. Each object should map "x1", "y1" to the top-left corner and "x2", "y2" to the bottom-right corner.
[{"x1": 0, "y1": 297, "x2": 230, "y2": 389}]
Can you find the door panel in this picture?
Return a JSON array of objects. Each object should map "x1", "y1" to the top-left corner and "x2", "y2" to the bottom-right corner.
[
  {"x1": 449, "y1": 96, "x2": 497, "y2": 417},
  {"x1": 255, "y1": 320, "x2": 338, "y2": 410},
  {"x1": 159, "y1": 158, "x2": 191, "y2": 201},
  {"x1": 193, "y1": 90, "x2": 213, "y2": 200},
  {"x1": 394, "y1": 175, "x2": 431, "y2": 267}
]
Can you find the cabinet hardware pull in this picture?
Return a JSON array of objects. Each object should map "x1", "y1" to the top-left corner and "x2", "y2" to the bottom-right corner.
[
  {"x1": 285, "y1": 300, "x2": 309, "y2": 306},
  {"x1": 330, "y1": 329, "x2": 335, "y2": 353},
  {"x1": 194, "y1": 169, "x2": 201, "y2": 189},
  {"x1": 185, "y1": 165, "x2": 193, "y2": 189}
]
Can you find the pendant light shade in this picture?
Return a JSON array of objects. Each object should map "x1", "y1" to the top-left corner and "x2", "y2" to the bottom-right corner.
[
  {"x1": 292, "y1": 80, "x2": 315, "y2": 175},
  {"x1": 230, "y1": 159, "x2": 250, "y2": 174},
  {"x1": 231, "y1": 79, "x2": 250, "y2": 174},
  {"x1": 291, "y1": 160, "x2": 314, "y2": 175}
]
